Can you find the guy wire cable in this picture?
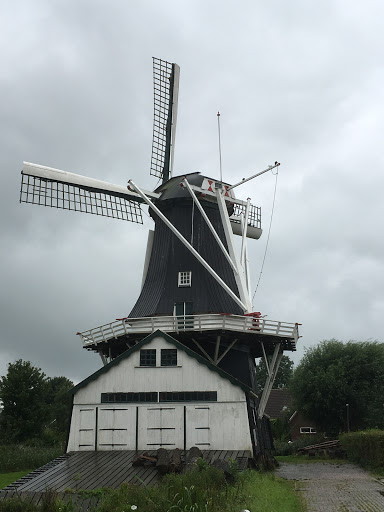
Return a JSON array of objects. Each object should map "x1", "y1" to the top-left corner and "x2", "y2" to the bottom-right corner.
[{"x1": 252, "y1": 166, "x2": 279, "y2": 304}]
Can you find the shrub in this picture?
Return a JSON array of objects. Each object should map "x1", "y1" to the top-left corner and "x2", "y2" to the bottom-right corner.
[{"x1": 340, "y1": 429, "x2": 384, "y2": 469}]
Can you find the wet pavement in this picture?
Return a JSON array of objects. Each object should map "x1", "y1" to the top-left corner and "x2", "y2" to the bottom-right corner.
[{"x1": 276, "y1": 462, "x2": 384, "y2": 512}]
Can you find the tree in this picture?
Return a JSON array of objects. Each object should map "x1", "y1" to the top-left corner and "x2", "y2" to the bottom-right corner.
[
  {"x1": 45, "y1": 376, "x2": 74, "y2": 433},
  {"x1": 0, "y1": 360, "x2": 49, "y2": 442},
  {"x1": 290, "y1": 339, "x2": 384, "y2": 436},
  {"x1": 0, "y1": 360, "x2": 74, "y2": 443},
  {"x1": 256, "y1": 355, "x2": 294, "y2": 394}
]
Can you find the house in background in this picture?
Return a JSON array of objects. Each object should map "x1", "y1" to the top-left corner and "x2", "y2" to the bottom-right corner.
[{"x1": 265, "y1": 389, "x2": 317, "y2": 440}]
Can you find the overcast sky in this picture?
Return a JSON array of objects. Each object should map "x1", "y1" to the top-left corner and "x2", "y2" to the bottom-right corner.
[{"x1": 1, "y1": 0, "x2": 383, "y2": 384}]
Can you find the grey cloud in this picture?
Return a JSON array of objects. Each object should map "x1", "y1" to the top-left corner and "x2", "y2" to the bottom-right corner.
[{"x1": 1, "y1": 0, "x2": 383, "y2": 382}]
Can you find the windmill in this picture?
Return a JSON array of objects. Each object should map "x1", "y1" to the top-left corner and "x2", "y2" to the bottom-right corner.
[{"x1": 20, "y1": 58, "x2": 299, "y2": 456}]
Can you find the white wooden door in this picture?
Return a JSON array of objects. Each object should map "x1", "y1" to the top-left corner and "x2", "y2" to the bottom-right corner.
[
  {"x1": 78, "y1": 408, "x2": 96, "y2": 450},
  {"x1": 97, "y1": 407, "x2": 136, "y2": 450},
  {"x1": 186, "y1": 406, "x2": 210, "y2": 448},
  {"x1": 139, "y1": 406, "x2": 184, "y2": 448}
]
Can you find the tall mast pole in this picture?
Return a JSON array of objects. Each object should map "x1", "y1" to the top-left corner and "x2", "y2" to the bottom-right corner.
[{"x1": 217, "y1": 112, "x2": 223, "y2": 182}]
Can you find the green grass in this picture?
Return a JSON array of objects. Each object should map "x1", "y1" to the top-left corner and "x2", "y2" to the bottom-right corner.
[
  {"x1": 0, "y1": 444, "x2": 62, "y2": 472},
  {"x1": 242, "y1": 471, "x2": 305, "y2": 512},
  {"x1": 0, "y1": 470, "x2": 32, "y2": 489},
  {"x1": 276, "y1": 455, "x2": 347, "y2": 464}
]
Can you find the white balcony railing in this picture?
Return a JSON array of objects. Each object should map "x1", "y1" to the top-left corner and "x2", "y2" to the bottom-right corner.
[{"x1": 77, "y1": 314, "x2": 299, "y2": 349}]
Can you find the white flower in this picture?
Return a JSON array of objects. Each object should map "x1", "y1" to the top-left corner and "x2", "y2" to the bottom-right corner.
[{"x1": 131, "y1": 506, "x2": 138, "y2": 510}]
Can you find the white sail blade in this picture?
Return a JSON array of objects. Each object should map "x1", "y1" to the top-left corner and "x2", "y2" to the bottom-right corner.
[{"x1": 20, "y1": 162, "x2": 159, "y2": 223}]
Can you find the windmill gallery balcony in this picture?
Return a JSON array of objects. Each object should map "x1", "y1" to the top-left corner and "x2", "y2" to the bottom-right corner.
[{"x1": 77, "y1": 314, "x2": 300, "y2": 359}]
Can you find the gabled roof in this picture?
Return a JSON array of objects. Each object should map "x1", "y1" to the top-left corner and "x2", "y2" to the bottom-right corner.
[
  {"x1": 264, "y1": 389, "x2": 292, "y2": 419},
  {"x1": 71, "y1": 330, "x2": 252, "y2": 394}
]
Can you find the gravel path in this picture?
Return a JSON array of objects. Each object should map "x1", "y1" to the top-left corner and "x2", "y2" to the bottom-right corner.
[{"x1": 276, "y1": 462, "x2": 384, "y2": 512}]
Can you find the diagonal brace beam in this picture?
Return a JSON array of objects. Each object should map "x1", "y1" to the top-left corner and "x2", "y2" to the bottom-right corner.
[
  {"x1": 216, "y1": 188, "x2": 252, "y2": 312},
  {"x1": 129, "y1": 180, "x2": 247, "y2": 311},
  {"x1": 192, "y1": 338, "x2": 214, "y2": 363},
  {"x1": 216, "y1": 338, "x2": 238, "y2": 365},
  {"x1": 182, "y1": 179, "x2": 238, "y2": 274},
  {"x1": 258, "y1": 343, "x2": 283, "y2": 418}
]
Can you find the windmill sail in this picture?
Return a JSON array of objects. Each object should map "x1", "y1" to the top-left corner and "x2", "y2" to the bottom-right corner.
[
  {"x1": 150, "y1": 58, "x2": 180, "y2": 183},
  {"x1": 19, "y1": 162, "x2": 162, "y2": 224}
]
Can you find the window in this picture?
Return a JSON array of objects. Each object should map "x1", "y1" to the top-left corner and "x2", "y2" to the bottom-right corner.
[
  {"x1": 100, "y1": 391, "x2": 218, "y2": 403},
  {"x1": 178, "y1": 271, "x2": 192, "y2": 287},
  {"x1": 140, "y1": 349, "x2": 156, "y2": 367},
  {"x1": 174, "y1": 302, "x2": 194, "y2": 329},
  {"x1": 161, "y1": 349, "x2": 177, "y2": 366},
  {"x1": 300, "y1": 427, "x2": 317, "y2": 434},
  {"x1": 101, "y1": 392, "x2": 158, "y2": 403},
  {"x1": 159, "y1": 391, "x2": 217, "y2": 402}
]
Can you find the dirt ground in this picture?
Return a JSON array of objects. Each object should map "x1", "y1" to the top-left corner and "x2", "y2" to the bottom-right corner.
[{"x1": 276, "y1": 462, "x2": 384, "y2": 512}]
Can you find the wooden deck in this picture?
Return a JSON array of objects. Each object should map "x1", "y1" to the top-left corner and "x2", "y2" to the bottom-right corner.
[{"x1": 0, "y1": 449, "x2": 251, "y2": 501}]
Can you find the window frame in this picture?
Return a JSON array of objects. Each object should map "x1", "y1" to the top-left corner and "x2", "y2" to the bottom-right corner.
[
  {"x1": 161, "y1": 348, "x2": 178, "y2": 367},
  {"x1": 300, "y1": 426, "x2": 317, "y2": 434},
  {"x1": 139, "y1": 349, "x2": 157, "y2": 367},
  {"x1": 101, "y1": 392, "x2": 158, "y2": 403},
  {"x1": 159, "y1": 391, "x2": 217, "y2": 402},
  {"x1": 178, "y1": 271, "x2": 192, "y2": 287}
]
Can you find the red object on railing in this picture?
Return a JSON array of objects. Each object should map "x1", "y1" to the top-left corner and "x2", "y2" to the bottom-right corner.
[{"x1": 244, "y1": 312, "x2": 261, "y2": 330}]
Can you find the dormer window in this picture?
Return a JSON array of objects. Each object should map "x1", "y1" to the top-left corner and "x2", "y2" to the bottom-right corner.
[{"x1": 178, "y1": 271, "x2": 192, "y2": 287}]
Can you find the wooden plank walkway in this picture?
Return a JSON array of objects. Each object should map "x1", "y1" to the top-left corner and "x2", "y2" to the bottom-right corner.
[{"x1": 0, "y1": 449, "x2": 251, "y2": 499}]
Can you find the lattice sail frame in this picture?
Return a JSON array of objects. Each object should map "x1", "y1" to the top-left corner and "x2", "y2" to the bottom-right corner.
[
  {"x1": 20, "y1": 174, "x2": 143, "y2": 223},
  {"x1": 150, "y1": 58, "x2": 179, "y2": 182},
  {"x1": 231, "y1": 203, "x2": 261, "y2": 229}
]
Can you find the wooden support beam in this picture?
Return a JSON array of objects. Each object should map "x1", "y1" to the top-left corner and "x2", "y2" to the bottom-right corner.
[
  {"x1": 192, "y1": 338, "x2": 214, "y2": 363},
  {"x1": 213, "y1": 335, "x2": 221, "y2": 364},
  {"x1": 99, "y1": 351, "x2": 108, "y2": 366},
  {"x1": 258, "y1": 343, "x2": 283, "y2": 418},
  {"x1": 216, "y1": 338, "x2": 239, "y2": 365}
]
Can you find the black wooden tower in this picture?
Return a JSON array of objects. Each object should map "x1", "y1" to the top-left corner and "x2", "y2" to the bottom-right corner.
[{"x1": 19, "y1": 58, "x2": 299, "y2": 456}]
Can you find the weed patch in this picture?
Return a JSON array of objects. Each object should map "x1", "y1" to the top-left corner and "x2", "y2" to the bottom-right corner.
[
  {"x1": 0, "y1": 444, "x2": 62, "y2": 473},
  {"x1": 0, "y1": 465, "x2": 305, "y2": 511}
]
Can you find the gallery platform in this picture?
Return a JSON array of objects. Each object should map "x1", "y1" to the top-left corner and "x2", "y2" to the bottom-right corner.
[{"x1": 78, "y1": 314, "x2": 300, "y2": 361}]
